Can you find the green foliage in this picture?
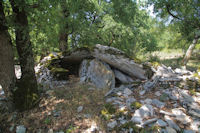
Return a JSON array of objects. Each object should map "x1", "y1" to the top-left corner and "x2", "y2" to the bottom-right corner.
[
  {"x1": 65, "y1": 125, "x2": 77, "y2": 133},
  {"x1": 44, "y1": 117, "x2": 51, "y2": 125},
  {"x1": 101, "y1": 103, "x2": 116, "y2": 120},
  {"x1": 3, "y1": 0, "x2": 161, "y2": 59},
  {"x1": 147, "y1": 0, "x2": 200, "y2": 41}
]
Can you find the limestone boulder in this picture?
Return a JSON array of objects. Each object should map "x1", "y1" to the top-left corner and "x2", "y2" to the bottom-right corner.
[{"x1": 79, "y1": 59, "x2": 115, "y2": 89}]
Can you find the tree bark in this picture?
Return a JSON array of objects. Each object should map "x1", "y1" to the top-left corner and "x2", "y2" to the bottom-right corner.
[
  {"x1": 59, "y1": 3, "x2": 70, "y2": 52},
  {"x1": 10, "y1": 0, "x2": 39, "y2": 111},
  {"x1": 0, "y1": 1, "x2": 16, "y2": 100},
  {"x1": 183, "y1": 35, "x2": 199, "y2": 66}
]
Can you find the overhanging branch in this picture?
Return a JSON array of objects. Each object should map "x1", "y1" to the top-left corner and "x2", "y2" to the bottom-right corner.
[{"x1": 166, "y1": 4, "x2": 181, "y2": 20}]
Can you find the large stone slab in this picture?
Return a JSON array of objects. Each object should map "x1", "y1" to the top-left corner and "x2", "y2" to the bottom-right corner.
[
  {"x1": 92, "y1": 44, "x2": 147, "y2": 80},
  {"x1": 79, "y1": 59, "x2": 115, "y2": 89},
  {"x1": 113, "y1": 69, "x2": 134, "y2": 84}
]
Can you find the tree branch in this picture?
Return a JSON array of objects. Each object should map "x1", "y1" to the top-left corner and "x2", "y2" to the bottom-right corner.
[{"x1": 166, "y1": 4, "x2": 181, "y2": 20}]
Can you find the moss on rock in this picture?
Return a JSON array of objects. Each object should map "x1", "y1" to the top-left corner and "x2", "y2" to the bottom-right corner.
[{"x1": 130, "y1": 102, "x2": 142, "y2": 109}]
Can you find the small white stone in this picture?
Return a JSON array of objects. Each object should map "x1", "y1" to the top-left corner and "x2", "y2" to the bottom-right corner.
[
  {"x1": 160, "y1": 110, "x2": 175, "y2": 116},
  {"x1": 131, "y1": 116, "x2": 143, "y2": 124},
  {"x1": 190, "y1": 120, "x2": 200, "y2": 131},
  {"x1": 142, "y1": 118, "x2": 158, "y2": 126},
  {"x1": 77, "y1": 106, "x2": 83, "y2": 113},
  {"x1": 16, "y1": 125, "x2": 26, "y2": 133},
  {"x1": 107, "y1": 120, "x2": 117, "y2": 128},
  {"x1": 132, "y1": 104, "x2": 154, "y2": 120},
  {"x1": 123, "y1": 88, "x2": 133, "y2": 96},
  {"x1": 172, "y1": 108, "x2": 191, "y2": 124},
  {"x1": 139, "y1": 90, "x2": 146, "y2": 95},
  {"x1": 144, "y1": 99, "x2": 152, "y2": 104},
  {"x1": 116, "y1": 91, "x2": 122, "y2": 96},
  {"x1": 155, "y1": 91, "x2": 161, "y2": 96}
]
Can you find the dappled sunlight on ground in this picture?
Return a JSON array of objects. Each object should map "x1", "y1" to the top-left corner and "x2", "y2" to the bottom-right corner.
[{"x1": 0, "y1": 78, "x2": 108, "y2": 132}]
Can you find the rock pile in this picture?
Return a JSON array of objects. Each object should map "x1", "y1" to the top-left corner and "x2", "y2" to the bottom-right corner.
[
  {"x1": 36, "y1": 44, "x2": 148, "y2": 89},
  {"x1": 103, "y1": 64, "x2": 200, "y2": 132}
]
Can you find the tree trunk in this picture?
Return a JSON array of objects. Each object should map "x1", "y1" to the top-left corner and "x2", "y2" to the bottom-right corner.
[
  {"x1": 10, "y1": 0, "x2": 39, "y2": 111},
  {"x1": 183, "y1": 35, "x2": 199, "y2": 66},
  {"x1": 59, "y1": 32, "x2": 68, "y2": 52},
  {"x1": 59, "y1": 3, "x2": 70, "y2": 52},
  {"x1": 0, "y1": 1, "x2": 16, "y2": 100}
]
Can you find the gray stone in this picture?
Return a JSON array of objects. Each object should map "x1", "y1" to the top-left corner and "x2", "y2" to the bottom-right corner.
[
  {"x1": 107, "y1": 120, "x2": 117, "y2": 128},
  {"x1": 105, "y1": 85, "x2": 126, "y2": 97},
  {"x1": 120, "y1": 119, "x2": 128, "y2": 125},
  {"x1": 131, "y1": 116, "x2": 143, "y2": 124},
  {"x1": 143, "y1": 76, "x2": 159, "y2": 90},
  {"x1": 188, "y1": 103, "x2": 200, "y2": 113},
  {"x1": 83, "y1": 114, "x2": 91, "y2": 119},
  {"x1": 123, "y1": 88, "x2": 133, "y2": 98},
  {"x1": 139, "y1": 90, "x2": 146, "y2": 95},
  {"x1": 164, "y1": 115, "x2": 180, "y2": 131},
  {"x1": 16, "y1": 125, "x2": 26, "y2": 133},
  {"x1": 144, "y1": 99, "x2": 152, "y2": 104},
  {"x1": 169, "y1": 90, "x2": 180, "y2": 101},
  {"x1": 183, "y1": 130, "x2": 195, "y2": 133},
  {"x1": 160, "y1": 129, "x2": 167, "y2": 133},
  {"x1": 152, "y1": 99, "x2": 165, "y2": 108},
  {"x1": 93, "y1": 44, "x2": 147, "y2": 80},
  {"x1": 142, "y1": 118, "x2": 158, "y2": 126},
  {"x1": 159, "y1": 110, "x2": 175, "y2": 116},
  {"x1": 132, "y1": 104, "x2": 154, "y2": 122},
  {"x1": 155, "y1": 91, "x2": 161, "y2": 96},
  {"x1": 190, "y1": 120, "x2": 200, "y2": 131},
  {"x1": 106, "y1": 97, "x2": 123, "y2": 103},
  {"x1": 113, "y1": 69, "x2": 134, "y2": 83},
  {"x1": 159, "y1": 93, "x2": 169, "y2": 102},
  {"x1": 173, "y1": 102, "x2": 179, "y2": 108},
  {"x1": 156, "y1": 119, "x2": 167, "y2": 127},
  {"x1": 79, "y1": 59, "x2": 115, "y2": 89},
  {"x1": 171, "y1": 108, "x2": 191, "y2": 124},
  {"x1": 77, "y1": 106, "x2": 83, "y2": 113},
  {"x1": 179, "y1": 89, "x2": 195, "y2": 103},
  {"x1": 188, "y1": 110, "x2": 200, "y2": 118},
  {"x1": 166, "y1": 127, "x2": 177, "y2": 133},
  {"x1": 126, "y1": 97, "x2": 136, "y2": 107}
]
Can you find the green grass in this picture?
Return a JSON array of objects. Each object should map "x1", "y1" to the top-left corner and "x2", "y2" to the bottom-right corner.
[{"x1": 139, "y1": 49, "x2": 200, "y2": 71}]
